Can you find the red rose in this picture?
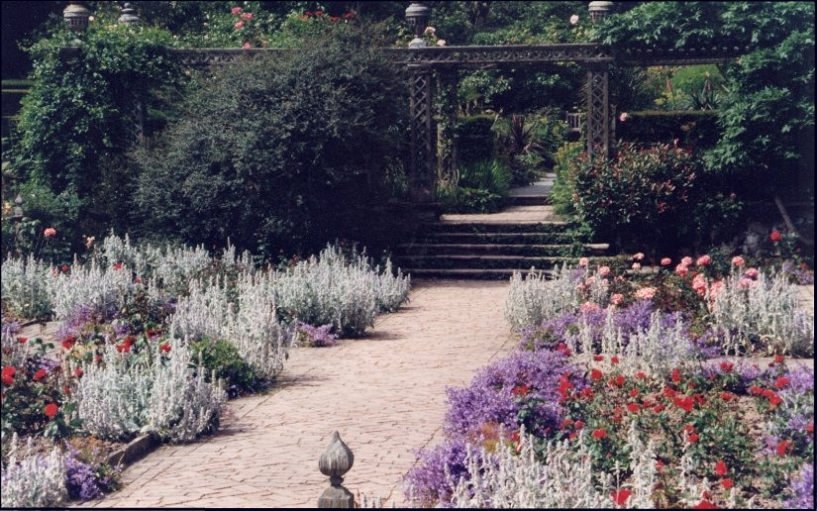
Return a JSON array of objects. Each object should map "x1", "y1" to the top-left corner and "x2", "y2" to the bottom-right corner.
[
  {"x1": 715, "y1": 459, "x2": 728, "y2": 476},
  {"x1": 590, "y1": 368, "x2": 603, "y2": 381},
  {"x1": 627, "y1": 402, "x2": 640, "y2": 413},
  {"x1": 610, "y1": 374, "x2": 625, "y2": 387},
  {"x1": 611, "y1": 488, "x2": 631, "y2": 506},
  {"x1": 2, "y1": 366, "x2": 16, "y2": 386},
  {"x1": 769, "y1": 230, "x2": 782, "y2": 242},
  {"x1": 592, "y1": 428, "x2": 607, "y2": 440},
  {"x1": 33, "y1": 368, "x2": 47, "y2": 382},
  {"x1": 44, "y1": 403, "x2": 59, "y2": 419},
  {"x1": 721, "y1": 478, "x2": 733, "y2": 490}
]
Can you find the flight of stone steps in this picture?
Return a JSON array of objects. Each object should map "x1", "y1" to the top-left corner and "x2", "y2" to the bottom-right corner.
[{"x1": 394, "y1": 175, "x2": 611, "y2": 280}]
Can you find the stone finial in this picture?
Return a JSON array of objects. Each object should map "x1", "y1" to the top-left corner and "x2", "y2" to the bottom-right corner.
[
  {"x1": 63, "y1": 2, "x2": 91, "y2": 32},
  {"x1": 318, "y1": 432, "x2": 355, "y2": 508},
  {"x1": 118, "y1": 2, "x2": 140, "y2": 25},
  {"x1": 588, "y1": 1, "x2": 613, "y2": 23},
  {"x1": 405, "y1": 2, "x2": 431, "y2": 48}
]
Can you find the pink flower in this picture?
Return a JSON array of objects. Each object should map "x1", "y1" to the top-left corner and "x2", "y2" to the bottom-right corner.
[
  {"x1": 738, "y1": 277, "x2": 754, "y2": 289},
  {"x1": 578, "y1": 257, "x2": 589, "y2": 267},
  {"x1": 569, "y1": 14, "x2": 580, "y2": 25},
  {"x1": 231, "y1": 6, "x2": 242, "y2": 15},
  {"x1": 631, "y1": 262, "x2": 641, "y2": 270},
  {"x1": 580, "y1": 301, "x2": 601, "y2": 314},
  {"x1": 619, "y1": 112, "x2": 629, "y2": 122},
  {"x1": 43, "y1": 227, "x2": 57, "y2": 238},
  {"x1": 709, "y1": 280, "x2": 724, "y2": 299},
  {"x1": 633, "y1": 252, "x2": 645, "y2": 261},
  {"x1": 598, "y1": 265, "x2": 611, "y2": 278},
  {"x1": 242, "y1": 41, "x2": 251, "y2": 49},
  {"x1": 696, "y1": 255, "x2": 711, "y2": 266},
  {"x1": 675, "y1": 264, "x2": 689, "y2": 277},
  {"x1": 234, "y1": 20, "x2": 244, "y2": 29},
  {"x1": 610, "y1": 293, "x2": 624, "y2": 305},
  {"x1": 240, "y1": 12, "x2": 253, "y2": 21},
  {"x1": 744, "y1": 268, "x2": 759, "y2": 279},
  {"x1": 731, "y1": 255, "x2": 745, "y2": 267},
  {"x1": 635, "y1": 287, "x2": 657, "y2": 300},
  {"x1": 660, "y1": 257, "x2": 672, "y2": 266},
  {"x1": 681, "y1": 256, "x2": 693, "y2": 266},
  {"x1": 769, "y1": 230, "x2": 782, "y2": 242}
]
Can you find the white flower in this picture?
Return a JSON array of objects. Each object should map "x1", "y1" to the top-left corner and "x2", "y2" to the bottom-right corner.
[
  {"x1": 570, "y1": 14, "x2": 580, "y2": 25},
  {"x1": 436, "y1": 39, "x2": 447, "y2": 47},
  {"x1": 424, "y1": 26, "x2": 436, "y2": 35},
  {"x1": 619, "y1": 112, "x2": 630, "y2": 122}
]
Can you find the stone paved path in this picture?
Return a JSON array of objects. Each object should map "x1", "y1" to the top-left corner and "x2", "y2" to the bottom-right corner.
[{"x1": 83, "y1": 280, "x2": 513, "y2": 508}]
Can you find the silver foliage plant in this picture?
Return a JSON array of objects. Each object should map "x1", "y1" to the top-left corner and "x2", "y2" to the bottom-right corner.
[
  {"x1": 0, "y1": 433, "x2": 67, "y2": 508},
  {"x1": 0, "y1": 254, "x2": 53, "y2": 319},
  {"x1": 709, "y1": 269, "x2": 814, "y2": 356},
  {"x1": 505, "y1": 265, "x2": 579, "y2": 331},
  {"x1": 73, "y1": 342, "x2": 225, "y2": 443},
  {"x1": 271, "y1": 244, "x2": 410, "y2": 336},
  {"x1": 46, "y1": 258, "x2": 133, "y2": 321}
]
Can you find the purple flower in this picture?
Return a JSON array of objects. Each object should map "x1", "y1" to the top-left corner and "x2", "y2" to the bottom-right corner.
[
  {"x1": 445, "y1": 350, "x2": 580, "y2": 438},
  {"x1": 63, "y1": 446, "x2": 117, "y2": 501},
  {"x1": 404, "y1": 437, "x2": 477, "y2": 506},
  {"x1": 786, "y1": 463, "x2": 814, "y2": 509},
  {"x1": 295, "y1": 322, "x2": 337, "y2": 347}
]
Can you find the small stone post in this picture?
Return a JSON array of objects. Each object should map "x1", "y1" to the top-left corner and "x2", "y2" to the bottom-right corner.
[
  {"x1": 318, "y1": 431, "x2": 355, "y2": 508},
  {"x1": 118, "y1": 3, "x2": 140, "y2": 25}
]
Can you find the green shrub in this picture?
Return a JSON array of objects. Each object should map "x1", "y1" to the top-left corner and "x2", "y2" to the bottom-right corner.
[
  {"x1": 574, "y1": 142, "x2": 709, "y2": 253},
  {"x1": 439, "y1": 160, "x2": 511, "y2": 213},
  {"x1": 190, "y1": 338, "x2": 261, "y2": 398},
  {"x1": 549, "y1": 142, "x2": 584, "y2": 217},
  {"x1": 456, "y1": 115, "x2": 495, "y2": 166},
  {"x1": 617, "y1": 111, "x2": 720, "y2": 149},
  {"x1": 134, "y1": 24, "x2": 407, "y2": 258}
]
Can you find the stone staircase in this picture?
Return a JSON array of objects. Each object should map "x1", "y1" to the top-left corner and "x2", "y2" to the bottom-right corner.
[{"x1": 394, "y1": 175, "x2": 610, "y2": 280}]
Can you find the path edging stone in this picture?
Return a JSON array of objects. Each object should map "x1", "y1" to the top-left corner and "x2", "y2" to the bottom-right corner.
[{"x1": 105, "y1": 433, "x2": 161, "y2": 468}]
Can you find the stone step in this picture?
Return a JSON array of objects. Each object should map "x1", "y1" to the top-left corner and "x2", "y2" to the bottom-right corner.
[
  {"x1": 419, "y1": 231, "x2": 577, "y2": 244},
  {"x1": 424, "y1": 222, "x2": 570, "y2": 234},
  {"x1": 404, "y1": 268, "x2": 546, "y2": 280},
  {"x1": 397, "y1": 243, "x2": 610, "y2": 257},
  {"x1": 503, "y1": 194, "x2": 550, "y2": 207},
  {"x1": 396, "y1": 254, "x2": 572, "y2": 270}
]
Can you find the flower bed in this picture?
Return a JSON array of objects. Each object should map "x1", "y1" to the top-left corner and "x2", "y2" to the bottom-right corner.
[
  {"x1": 1, "y1": 234, "x2": 410, "y2": 507},
  {"x1": 406, "y1": 254, "x2": 813, "y2": 509}
]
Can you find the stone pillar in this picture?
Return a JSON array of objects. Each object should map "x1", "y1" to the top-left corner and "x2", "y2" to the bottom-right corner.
[{"x1": 318, "y1": 432, "x2": 355, "y2": 508}]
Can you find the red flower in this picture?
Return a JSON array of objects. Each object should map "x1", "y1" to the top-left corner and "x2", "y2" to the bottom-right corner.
[
  {"x1": 33, "y1": 368, "x2": 47, "y2": 382},
  {"x1": 653, "y1": 404, "x2": 665, "y2": 413},
  {"x1": 561, "y1": 418, "x2": 573, "y2": 430},
  {"x1": 627, "y1": 402, "x2": 640, "y2": 413},
  {"x1": 719, "y1": 361, "x2": 733, "y2": 373},
  {"x1": 512, "y1": 384, "x2": 530, "y2": 397},
  {"x1": 776, "y1": 439, "x2": 791, "y2": 456},
  {"x1": 134, "y1": 276, "x2": 142, "y2": 284},
  {"x1": 687, "y1": 432, "x2": 700, "y2": 443},
  {"x1": 720, "y1": 391, "x2": 735, "y2": 402},
  {"x1": 590, "y1": 368, "x2": 603, "y2": 381},
  {"x1": 231, "y1": 6, "x2": 242, "y2": 15},
  {"x1": 611, "y1": 488, "x2": 631, "y2": 506},
  {"x1": 655, "y1": 459, "x2": 665, "y2": 472},
  {"x1": 774, "y1": 376, "x2": 790, "y2": 389},
  {"x1": 574, "y1": 420, "x2": 584, "y2": 430},
  {"x1": 60, "y1": 264, "x2": 70, "y2": 273},
  {"x1": 635, "y1": 371, "x2": 647, "y2": 380},
  {"x1": 671, "y1": 368, "x2": 681, "y2": 384},
  {"x1": 510, "y1": 431, "x2": 520, "y2": 443},
  {"x1": 611, "y1": 355, "x2": 620, "y2": 365},
  {"x1": 767, "y1": 392, "x2": 783, "y2": 407},
  {"x1": 315, "y1": 10, "x2": 324, "y2": 15},
  {"x1": 769, "y1": 230, "x2": 782, "y2": 242},
  {"x1": 579, "y1": 387, "x2": 594, "y2": 400},
  {"x1": 44, "y1": 403, "x2": 59, "y2": 419},
  {"x1": 555, "y1": 342, "x2": 572, "y2": 356},
  {"x1": 593, "y1": 354, "x2": 605, "y2": 362},
  {"x1": 557, "y1": 377, "x2": 573, "y2": 399},
  {"x1": 113, "y1": 262, "x2": 124, "y2": 270},
  {"x1": 592, "y1": 428, "x2": 607, "y2": 440},
  {"x1": 714, "y1": 459, "x2": 728, "y2": 476},
  {"x1": 73, "y1": 367, "x2": 83, "y2": 378},
  {"x1": 721, "y1": 478, "x2": 734, "y2": 490},
  {"x1": 44, "y1": 227, "x2": 57, "y2": 238},
  {"x1": 17, "y1": 336, "x2": 27, "y2": 344},
  {"x1": 749, "y1": 385, "x2": 763, "y2": 396},
  {"x1": 693, "y1": 499, "x2": 719, "y2": 509},
  {"x1": 61, "y1": 336, "x2": 77, "y2": 350},
  {"x1": 1, "y1": 366, "x2": 16, "y2": 386},
  {"x1": 807, "y1": 422, "x2": 814, "y2": 434},
  {"x1": 610, "y1": 374, "x2": 625, "y2": 387},
  {"x1": 629, "y1": 388, "x2": 639, "y2": 398},
  {"x1": 774, "y1": 354, "x2": 785, "y2": 364},
  {"x1": 674, "y1": 396, "x2": 695, "y2": 413},
  {"x1": 160, "y1": 343, "x2": 172, "y2": 353}
]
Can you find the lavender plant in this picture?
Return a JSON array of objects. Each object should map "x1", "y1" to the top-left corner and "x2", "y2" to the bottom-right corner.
[{"x1": 786, "y1": 463, "x2": 814, "y2": 509}]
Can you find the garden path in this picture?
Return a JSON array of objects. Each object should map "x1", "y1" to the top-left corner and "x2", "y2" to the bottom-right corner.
[{"x1": 80, "y1": 280, "x2": 514, "y2": 508}]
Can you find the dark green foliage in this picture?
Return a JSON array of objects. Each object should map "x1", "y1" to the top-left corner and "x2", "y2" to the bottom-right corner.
[
  {"x1": 439, "y1": 159, "x2": 510, "y2": 213},
  {"x1": 617, "y1": 111, "x2": 720, "y2": 149},
  {"x1": 190, "y1": 338, "x2": 262, "y2": 398},
  {"x1": 455, "y1": 115, "x2": 494, "y2": 166},
  {"x1": 598, "y1": 2, "x2": 815, "y2": 198},
  {"x1": 549, "y1": 141, "x2": 584, "y2": 217},
  {"x1": 133, "y1": 24, "x2": 407, "y2": 257},
  {"x1": 573, "y1": 142, "x2": 743, "y2": 254},
  {"x1": 6, "y1": 23, "x2": 182, "y2": 253}
]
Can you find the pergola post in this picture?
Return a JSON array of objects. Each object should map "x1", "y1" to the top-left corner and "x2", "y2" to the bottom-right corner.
[
  {"x1": 406, "y1": 3, "x2": 436, "y2": 202},
  {"x1": 586, "y1": 1, "x2": 614, "y2": 159},
  {"x1": 436, "y1": 69, "x2": 459, "y2": 189}
]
